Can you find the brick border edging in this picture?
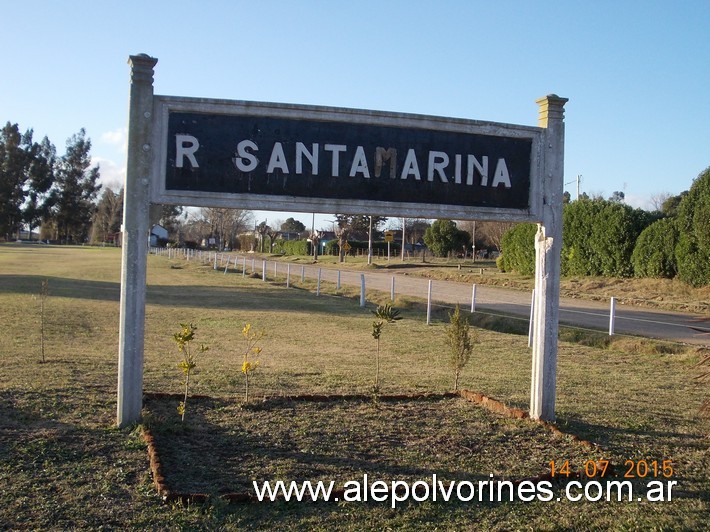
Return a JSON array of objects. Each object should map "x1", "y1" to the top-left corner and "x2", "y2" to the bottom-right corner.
[{"x1": 141, "y1": 390, "x2": 602, "y2": 504}]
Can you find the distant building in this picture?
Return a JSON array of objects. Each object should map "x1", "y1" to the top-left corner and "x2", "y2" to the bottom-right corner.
[
  {"x1": 16, "y1": 229, "x2": 40, "y2": 241},
  {"x1": 149, "y1": 224, "x2": 169, "y2": 247}
]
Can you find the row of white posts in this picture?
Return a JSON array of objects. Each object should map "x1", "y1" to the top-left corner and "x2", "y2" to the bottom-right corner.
[{"x1": 155, "y1": 248, "x2": 621, "y2": 340}]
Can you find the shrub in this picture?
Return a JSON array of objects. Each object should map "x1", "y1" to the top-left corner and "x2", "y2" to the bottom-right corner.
[
  {"x1": 675, "y1": 167, "x2": 710, "y2": 287},
  {"x1": 173, "y1": 323, "x2": 208, "y2": 422},
  {"x1": 423, "y1": 220, "x2": 471, "y2": 257},
  {"x1": 676, "y1": 233, "x2": 710, "y2": 287},
  {"x1": 499, "y1": 223, "x2": 536, "y2": 275},
  {"x1": 271, "y1": 239, "x2": 309, "y2": 256},
  {"x1": 446, "y1": 305, "x2": 478, "y2": 391},
  {"x1": 240, "y1": 323, "x2": 265, "y2": 403},
  {"x1": 562, "y1": 198, "x2": 651, "y2": 277},
  {"x1": 370, "y1": 304, "x2": 401, "y2": 390},
  {"x1": 323, "y1": 240, "x2": 401, "y2": 256},
  {"x1": 631, "y1": 217, "x2": 678, "y2": 278}
]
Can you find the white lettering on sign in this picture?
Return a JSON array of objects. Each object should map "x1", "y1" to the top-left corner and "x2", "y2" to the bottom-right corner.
[
  {"x1": 374, "y1": 147, "x2": 397, "y2": 178},
  {"x1": 178, "y1": 134, "x2": 514, "y2": 189},
  {"x1": 350, "y1": 146, "x2": 370, "y2": 178},
  {"x1": 470, "y1": 156, "x2": 489, "y2": 186},
  {"x1": 428, "y1": 151, "x2": 449, "y2": 183},
  {"x1": 401, "y1": 149, "x2": 421, "y2": 181},
  {"x1": 324, "y1": 144, "x2": 347, "y2": 176},
  {"x1": 267, "y1": 142, "x2": 289, "y2": 174},
  {"x1": 492, "y1": 158, "x2": 511, "y2": 188},
  {"x1": 296, "y1": 142, "x2": 318, "y2": 175},
  {"x1": 175, "y1": 135, "x2": 200, "y2": 168},
  {"x1": 234, "y1": 140, "x2": 258, "y2": 172}
]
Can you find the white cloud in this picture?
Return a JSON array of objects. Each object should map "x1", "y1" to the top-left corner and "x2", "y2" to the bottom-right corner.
[
  {"x1": 623, "y1": 193, "x2": 650, "y2": 210},
  {"x1": 91, "y1": 156, "x2": 124, "y2": 192},
  {"x1": 100, "y1": 127, "x2": 128, "y2": 155}
]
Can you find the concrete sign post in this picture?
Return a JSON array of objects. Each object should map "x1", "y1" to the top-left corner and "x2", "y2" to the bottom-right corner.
[
  {"x1": 117, "y1": 54, "x2": 158, "y2": 428},
  {"x1": 530, "y1": 95, "x2": 568, "y2": 421},
  {"x1": 117, "y1": 54, "x2": 567, "y2": 426}
]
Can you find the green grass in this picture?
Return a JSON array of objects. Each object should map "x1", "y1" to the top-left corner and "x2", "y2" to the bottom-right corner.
[{"x1": 0, "y1": 243, "x2": 708, "y2": 530}]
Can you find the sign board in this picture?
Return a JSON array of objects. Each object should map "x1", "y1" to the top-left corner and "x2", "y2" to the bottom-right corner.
[
  {"x1": 384, "y1": 231, "x2": 394, "y2": 243},
  {"x1": 151, "y1": 97, "x2": 543, "y2": 222},
  {"x1": 342, "y1": 242, "x2": 352, "y2": 252},
  {"x1": 119, "y1": 54, "x2": 567, "y2": 428}
]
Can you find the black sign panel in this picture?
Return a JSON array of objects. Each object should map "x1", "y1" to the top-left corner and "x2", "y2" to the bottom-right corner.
[{"x1": 164, "y1": 111, "x2": 532, "y2": 210}]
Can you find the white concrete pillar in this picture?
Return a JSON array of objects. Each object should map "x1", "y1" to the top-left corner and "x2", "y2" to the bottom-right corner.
[
  {"x1": 530, "y1": 94, "x2": 568, "y2": 422},
  {"x1": 117, "y1": 54, "x2": 157, "y2": 428}
]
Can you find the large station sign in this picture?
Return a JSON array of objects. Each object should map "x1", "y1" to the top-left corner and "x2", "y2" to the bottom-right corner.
[
  {"x1": 119, "y1": 55, "x2": 567, "y2": 429},
  {"x1": 151, "y1": 97, "x2": 543, "y2": 221}
]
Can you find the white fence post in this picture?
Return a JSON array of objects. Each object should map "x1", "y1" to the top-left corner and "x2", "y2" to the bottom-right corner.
[
  {"x1": 426, "y1": 280, "x2": 433, "y2": 325},
  {"x1": 609, "y1": 297, "x2": 616, "y2": 336},
  {"x1": 360, "y1": 274, "x2": 366, "y2": 307},
  {"x1": 262, "y1": 260, "x2": 267, "y2": 282},
  {"x1": 286, "y1": 263, "x2": 291, "y2": 288},
  {"x1": 337, "y1": 270, "x2": 341, "y2": 290},
  {"x1": 391, "y1": 276, "x2": 395, "y2": 301},
  {"x1": 470, "y1": 284, "x2": 477, "y2": 313},
  {"x1": 317, "y1": 268, "x2": 322, "y2": 296},
  {"x1": 301, "y1": 265, "x2": 305, "y2": 283}
]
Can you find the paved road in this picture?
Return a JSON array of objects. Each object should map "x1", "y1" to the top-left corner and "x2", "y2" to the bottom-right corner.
[{"x1": 224, "y1": 254, "x2": 709, "y2": 346}]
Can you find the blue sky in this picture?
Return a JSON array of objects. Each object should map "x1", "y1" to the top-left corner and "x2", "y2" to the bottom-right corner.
[{"x1": 3, "y1": 0, "x2": 709, "y2": 229}]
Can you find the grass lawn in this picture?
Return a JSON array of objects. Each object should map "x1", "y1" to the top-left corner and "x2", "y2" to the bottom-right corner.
[{"x1": 0, "y1": 243, "x2": 707, "y2": 530}]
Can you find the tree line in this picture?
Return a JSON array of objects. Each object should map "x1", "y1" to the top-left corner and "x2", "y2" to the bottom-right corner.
[
  {"x1": 0, "y1": 122, "x2": 101, "y2": 243},
  {"x1": 18, "y1": 117, "x2": 700, "y2": 286},
  {"x1": 497, "y1": 166, "x2": 710, "y2": 287}
]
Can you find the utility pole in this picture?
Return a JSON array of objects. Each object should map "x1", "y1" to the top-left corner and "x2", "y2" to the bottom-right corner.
[
  {"x1": 566, "y1": 175, "x2": 582, "y2": 201},
  {"x1": 401, "y1": 218, "x2": 406, "y2": 261},
  {"x1": 472, "y1": 220, "x2": 476, "y2": 262},
  {"x1": 367, "y1": 215, "x2": 373, "y2": 265}
]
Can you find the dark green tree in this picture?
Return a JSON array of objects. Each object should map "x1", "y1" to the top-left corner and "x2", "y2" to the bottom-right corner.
[
  {"x1": 50, "y1": 129, "x2": 101, "y2": 243},
  {"x1": 675, "y1": 167, "x2": 710, "y2": 286},
  {"x1": 280, "y1": 217, "x2": 306, "y2": 233},
  {"x1": 631, "y1": 218, "x2": 679, "y2": 278},
  {"x1": 334, "y1": 214, "x2": 387, "y2": 234},
  {"x1": 0, "y1": 123, "x2": 32, "y2": 239},
  {"x1": 562, "y1": 198, "x2": 651, "y2": 277},
  {"x1": 23, "y1": 136, "x2": 57, "y2": 240},
  {"x1": 498, "y1": 223, "x2": 537, "y2": 275},
  {"x1": 498, "y1": 199, "x2": 654, "y2": 277},
  {"x1": 608, "y1": 190, "x2": 625, "y2": 203},
  {"x1": 423, "y1": 219, "x2": 471, "y2": 257},
  {"x1": 159, "y1": 204, "x2": 184, "y2": 237},
  {"x1": 660, "y1": 192, "x2": 687, "y2": 218}
]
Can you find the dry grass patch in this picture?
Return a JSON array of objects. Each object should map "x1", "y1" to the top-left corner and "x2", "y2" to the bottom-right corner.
[
  {"x1": 0, "y1": 244, "x2": 708, "y2": 530},
  {"x1": 142, "y1": 394, "x2": 599, "y2": 497}
]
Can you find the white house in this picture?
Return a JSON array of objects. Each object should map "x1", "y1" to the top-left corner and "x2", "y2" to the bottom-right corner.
[{"x1": 149, "y1": 224, "x2": 169, "y2": 246}]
